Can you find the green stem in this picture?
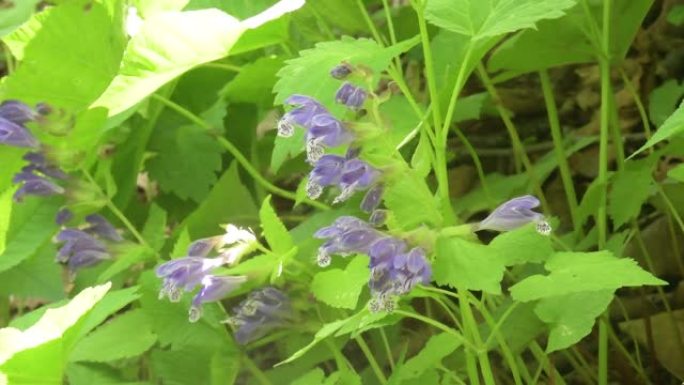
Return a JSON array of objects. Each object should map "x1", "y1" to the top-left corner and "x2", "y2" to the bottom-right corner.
[
  {"x1": 539, "y1": 70, "x2": 581, "y2": 238},
  {"x1": 413, "y1": 0, "x2": 443, "y2": 134},
  {"x1": 619, "y1": 67, "x2": 652, "y2": 142},
  {"x1": 378, "y1": 328, "x2": 396, "y2": 370},
  {"x1": 81, "y1": 169, "x2": 149, "y2": 247},
  {"x1": 202, "y1": 62, "x2": 242, "y2": 72},
  {"x1": 380, "y1": 0, "x2": 398, "y2": 46},
  {"x1": 354, "y1": 335, "x2": 388, "y2": 385},
  {"x1": 150, "y1": 94, "x2": 329, "y2": 211},
  {"x1": 459, "y1": 289, "x2": 496, "y2": 385},
  {"x1": 356, "y1": 0, "x2": 384, "y2": 43},
  {"x1": 477, "y1": 64, "x2": 550, "y2": 214},
  {"x1": 393, "y1": 309, "x2": 474, "y2": 350},
  {"x1": 597, "y1": 1, "x2": 612, "y2": 383},
  {"x1": 242, "y1": 354, "x2": 274, "y2": 385}
]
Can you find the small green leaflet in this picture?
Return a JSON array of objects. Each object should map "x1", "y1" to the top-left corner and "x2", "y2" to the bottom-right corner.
[
  {"x1": 388, "y1": 333, "x2": 461, "y2": 383},
  {"x1": 608, "y1": 159, "x2": 654, "y2": 229},
  {"x1": 311, "y1": 255, "x2": 369, "y2": 309},
  {"x1": 535, "y1": 290, "x2": 614, "y2": 352},
  {"x1": 142, "y1": 203, "x2": 168, "y2": 252},
  {"x1": 1, "y1": 2, "x2": 125, "y2": 110},
  {"x1": 147, "y1": 123, "x2": 224, "y2": 203},
  {"x1": 259, "y1": 195, "x2": 294, "y2": 254},
  {"x1": 383, "y1": 170, "x2": 443, "y2": 229},
  {"x1": 633, "y1": 101, "x2": 684, "y2": 156},
  {"x1": 424, "y1": 0, "x2": 577, "y2": 41},
  {"x1": 69, "y1": 309, "x2": 157, "y2": 362},
  {"x1": 510, "y1": 250, "x2": 667, "y2": 302},
  {"x1": 433, "y1": 236, "x2": 505, "y2": 294}
]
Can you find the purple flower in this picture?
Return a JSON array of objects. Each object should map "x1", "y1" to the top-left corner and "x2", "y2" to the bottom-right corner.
[
  {"x1": 334, "y1": 158, "x2": 379, "y2": 204},
  {"x1": 335, "y1": 82, "x2": 367, "y2": 110},
  {"x1": 278, "y1": 95, "x2": 352, "y2": 163},
  {"x1": 330, "y1": 63, "x2": 353, "y2": 80},
  {"x1": 306, "y1": 154, "x2": 346, "y2": 199},
  {"x1": 188, "y1": 275, "x2": 246, "y2": 322},
  {"x1": 0, "y1": 100, "x2": 38, "y2": 124},
  {"x1": 228, "y1": 287, "x2": 292, "y2": 344},
  {"x1": 186, "y1": 236, "x2": 222, "y2": 257},
  {"x1": 85, "y1": 214, "x2": 123, "y2": 242},
  {"x1": 55, "y1": 208, "x2": 73, "y2": 225},
  {"x1": 54, "y1": 229, "x2": 110, "y2": 273},
  {"x1": 12, "y1": 152, "x2": 67, "y2": 202},
  {"x1": 369, "y1": 246, "x2": 431, "y2": 312},
  {"x1": 314, "y1": 216, "x2": 380, "y2": 266},
  {"x1": 155, "y1": 256, "x2": 225, "y2": 302},
  {"x1": 475, "y1": 195, "x2": 551, "y2": 235}
]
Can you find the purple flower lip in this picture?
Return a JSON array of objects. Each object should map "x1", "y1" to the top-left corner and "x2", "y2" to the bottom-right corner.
[{"x1": 475, "y1": 195, "x2": 549, "y2": 233}]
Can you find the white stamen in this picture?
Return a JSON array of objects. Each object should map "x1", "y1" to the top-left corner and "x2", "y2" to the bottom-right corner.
[
  {"x1": 306, "y1": 179, "x2": 323, "y2": 199},
  {"x1": 535, "y1": 220, "x2": 552, "y2": 236}
]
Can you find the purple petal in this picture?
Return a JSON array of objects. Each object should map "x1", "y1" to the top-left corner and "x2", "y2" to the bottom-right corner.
[
  {"x1": 360, "y1": 184, "x2": 384, "y2": 213},
  {"x1": 0, "y1": 100, "x2": 36, "y2": 125},
  {"x1": 85, "y1": 214, "x2": 123, "y2": 242},
  {"x1": 0, "y1": 117, "x2": 39, "y2": 148}
]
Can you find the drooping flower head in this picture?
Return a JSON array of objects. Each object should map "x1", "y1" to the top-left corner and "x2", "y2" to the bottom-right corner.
[
  {"x1": 475, "y1": 195, "x2": 551, "y2": 235},
  {"x1": 0, "y1": 100, "x2": 41, "y2": 148},
  {"x1": 335, "y1": 82, "x2": 367, "y2": 110},
  {"x1": 54, "y1": 214, "x2": 123, "y2": 274},
  {"x1": 227, "y1": 287, "x2": 292, "y2": 344},
  {"x1": 277, "y1": 95, "x2": 352, "y2": 163},
  {"x1": 12, "y1": 152, "x2": 67, "y2": 202},
  {"x1": 156, "y1": 256, "x2": 226, "y2": 302},
  {"x1": 54, "y1": 229, "x2": 110, "y2": 273},
  {"x1": 314, "y1": 216, "x2": 433, "y2": 312}
]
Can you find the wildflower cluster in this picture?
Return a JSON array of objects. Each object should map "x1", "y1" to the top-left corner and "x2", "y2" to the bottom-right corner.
[
  {"x1": 277, "y1": 65, "x2": 383, "y2": 211},
  {"x1": 226, "y1": 287, "x2": 293, "y2": 344},
  {"x1": 315, "y1": 216, "x2": 431, "y2": 312},
  {"x1": 155, "y1": 225, "x2": 258, "y2": 322},
  {"x1": 0, "y1": 99, "x2": 127, "y2": 276}
]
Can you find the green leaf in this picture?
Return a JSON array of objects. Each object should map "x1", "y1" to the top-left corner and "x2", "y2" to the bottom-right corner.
[
  {"x1": 0, "y1": 241, "x2": 64, "y2": 302},
  {"x1": 292, "y1": 368, "x2": 326, "y2": 385},
  {"x1": 0, "y1": 283, "x2": 111, "y2": 384},
  {"x1": 488, "y1": 0, "x2": 652, "y2": 73},
  {"x1": 276, "y1": 316, "x2": 353, "y2": 366},
  {"x1": 274, "y1": 36, "x2": 418, "y2": 105},
  {"x1": 389, "y1": 333, "x2": 461, "y2": 382},
  {"x1": 220, "y1": 56, "x2": 284, "y2": 106},
  {"x1": 0, "y1": 188, "x2": 14, "y2": 255},
  {"x1": 142, "y1": 203, "x2": 168, "y2": 251},
  {"x1": 147, "y1": 123, "x2": 224, "y2": 202},
  {"x1": 489, "y1": 224, "x2": 554, "y2": 265},
  {"x1": 648, "y1": 79, "x2": 684, "y2": 127},
  {"x1": 510, "y1": 251, "x2": 667, "y2": 302},
  {"x1": 183, "y1": 161, "x2": 258, "y2": 238},
  {"x1": 608, "y1": 160, "x2": 654, "y2": 229},
  {"x1": 70, "y1": 310, "x2": 157, "y2": 362},
  {"x1": 668, "y1": 164, "x2": 684, "y2": 182},
  {"x1": 634, "y1": 99, "x2": 684, "y2": 156},
  {"x1": 311, "y1": 255, "x2": 369, "y2": 309},
  {"x1": 0, "y1": 198, "x2": 59, "y2": 273},
  {"x1": 668, "y1": 5, "x2": 684, "y2": 25},
  {"x1": 259, "y1": 195, "x2": 294, "y2": 254},
  {"x1": 93, "y1": 1, "x2": 304, "y2": 115},
  {"x1": 0, "y1": 0, "x2": 41, "y2": 37},
  {"x1": 424, "y1": 0, "x2": 576, "y2": 40},
  {"x1": 384, "y1": 170, "x2": 442, "y2": 229},
  {"x1": 535, "y1": 290, "x2": 614, "y2": 352},
  {"x1": 0, "y1": 2, "x2": 124, "y2": 109},
  {"x1": 433, "y1": 236, "x2": 505, "y2": 294}
]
